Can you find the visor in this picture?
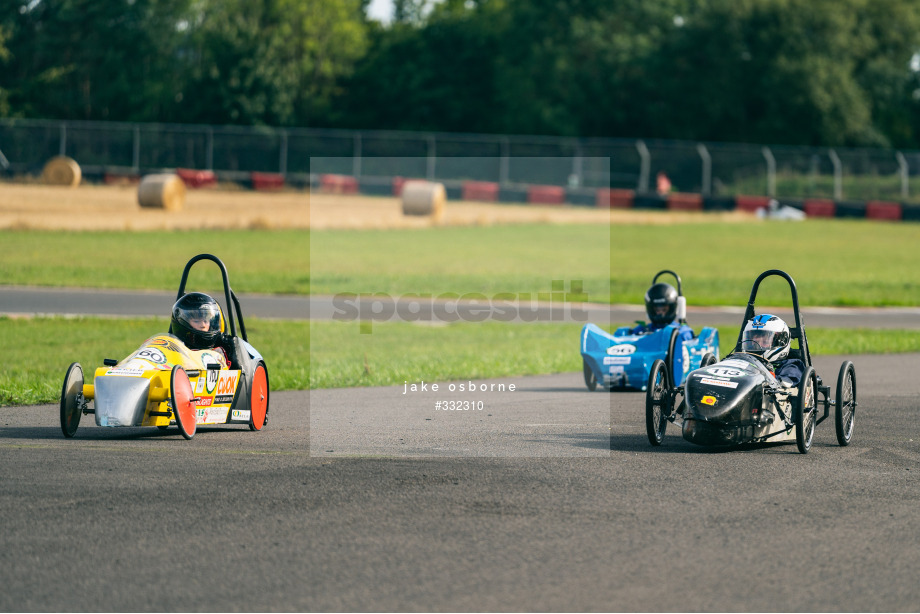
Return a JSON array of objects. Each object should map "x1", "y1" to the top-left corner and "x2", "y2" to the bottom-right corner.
[{"x1": 741, "y1": 329, "x2": 774, "y2": 352}]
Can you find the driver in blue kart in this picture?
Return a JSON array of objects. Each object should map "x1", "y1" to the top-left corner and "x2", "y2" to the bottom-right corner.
[
  {"x1": 170, "y1": 292, "x2": 232, "y2": 366},
  {"x1": 631, "y1": 282, "x2": 694, "y2": 345},
  {"x1": 741, "y1": 314, "x2": 805, "y2": 387}
]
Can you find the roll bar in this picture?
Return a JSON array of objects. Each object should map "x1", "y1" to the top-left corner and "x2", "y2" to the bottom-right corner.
[
  {"x1": 174, "y1": 253, "x2": 247, "y2": 342},
  {"x1": 734, "y1": 269, "x2": 810, "y2": 367}
]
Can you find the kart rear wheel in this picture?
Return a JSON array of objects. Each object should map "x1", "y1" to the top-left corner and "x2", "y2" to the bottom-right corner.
[
  {"x1": 646, "y1": 359, "x2": 671, "y2": 446},
  {"x1": 170, "y1": 365, "x2": 197, "y2": 440},
  {"x1": 835, "y1": 361, "x2": 856, "y2": 446},
  {"x1": 795, "y1": 367, "x2": 817, "y2": 454},
  {"x1": 700, "y1": 353, "x2": 717, "y2": 368},
  {"x1": 582, "y1": 358, "x2": 597, "y2": 392},
  {"x1": 249, "y1": 362, "x2": 269, "y2": 431},
  {"x1": 60, "y1": 362, "x2": 84, "y2": 438}
]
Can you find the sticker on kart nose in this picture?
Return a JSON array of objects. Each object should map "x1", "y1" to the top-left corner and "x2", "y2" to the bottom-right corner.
[
  {"x1": 135, "y1": 348, "x2": 166, "y2": 365},
  {"x1": 606, "y1": 344, "x2": 636, "y2": 356},
  {"x1": 701, "y1": 395, "x2": 717, "y2": 406},
  {"x1": 205, "y1": 369, "x2": 219, "y2": 394},
  {"x1": 706, "y1": 367, "x2": 744, "y2": 378}
]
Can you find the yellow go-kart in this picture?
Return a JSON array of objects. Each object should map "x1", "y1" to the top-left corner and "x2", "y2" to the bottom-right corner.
[{"x1": 59, "y1": 254, "x2": 269, "y2": 440}]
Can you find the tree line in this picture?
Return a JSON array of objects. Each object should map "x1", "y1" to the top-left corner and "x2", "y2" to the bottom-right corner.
[{"x1": 2, "y1": 0, "x2": 920, "y2": 148}]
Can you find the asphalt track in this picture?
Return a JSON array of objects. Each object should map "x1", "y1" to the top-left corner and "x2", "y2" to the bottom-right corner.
[
  {"x1": 3, "y1": 284, "x2": 920, "y2": 328},
  {"x1": 2, "y1": 351, "x2": 920, "y2": 612}
]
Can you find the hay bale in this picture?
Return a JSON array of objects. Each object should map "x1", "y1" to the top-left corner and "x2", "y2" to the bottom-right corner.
[
  {"x1": 42, "y1": 156, "x2": 81, "y2": 187},
  {"x1": 137, "y1": 174, "x2": 186, "y2": 211},
  {"x1": 401, "y1": 180, "x2": 446, "y2": 222}
]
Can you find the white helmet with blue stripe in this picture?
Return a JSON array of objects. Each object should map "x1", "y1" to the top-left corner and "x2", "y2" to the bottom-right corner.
[{"x1": 741, "y1": 314, "x2": 791, "y2": 362}]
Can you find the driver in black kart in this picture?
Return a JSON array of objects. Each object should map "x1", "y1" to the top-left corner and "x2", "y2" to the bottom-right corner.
[
  {"x1": 631, "y1": 282, "x2": 694, "y2": 345},
  {"x1": 170, "y1": 292, "x2": 233, "y2": 367},
  {"x1": 741, "y1": 314, "x2": 804, "y2": 387}
]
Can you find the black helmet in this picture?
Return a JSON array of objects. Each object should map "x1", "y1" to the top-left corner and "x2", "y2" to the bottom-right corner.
[
  {"x1": 170, "y1": 292, "x2": 225, "y2": 350},
  {"x1": 644, "y1": 282, "x2": 678, "y2": 326}
]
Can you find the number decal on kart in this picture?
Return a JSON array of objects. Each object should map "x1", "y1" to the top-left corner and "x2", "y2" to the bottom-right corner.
[
  {"x1": 706, "y1": 367, "x2": 744, "y2": 378},
  {"x1": 135, "y1": 348, "x2": 167, "y2": 365}
]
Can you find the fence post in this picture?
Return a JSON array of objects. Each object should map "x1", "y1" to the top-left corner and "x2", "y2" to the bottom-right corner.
[
  {"x1": 500, "y1": 137, "x2": 510, "y2": 185},
  {"x1": 896, "y1": 151, "x2": 908, "y2": 200},
  {"x1": 59, "y1": 122, "x2": 67, "y2": 156},
  {"x1": 636, "y1": 140, "x2": 650, "y2": 193},
  {"x1": 206, "y1": 127, "x2": 214, "y2": 170},
  {"x1": 697, "y1": 143, "x2": 711, "y2": 196},
  {"x1": 280, "y1": 130, "x2": 288, "y2": 175},
  {"x1": 132, "y1": 125, "x2": 141, "y2": 173},
  {"x1": 353, "y1": 132, "x2": 362, "y2": 179},
  {"x1": 762, "y1": 146, "x2": 776, "y2": 197},
  {"x1": 427, "y1": 134, "x2": 436, "y2": 181},
  {"x1": 829, "y1": 149, "x2": 842, "y2": 200},
  {"x1": 571, "y1": 140, "x2": 583, "y2": 188}
]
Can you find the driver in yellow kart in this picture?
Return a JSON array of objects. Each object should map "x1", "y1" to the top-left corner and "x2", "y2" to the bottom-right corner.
[{"x1": 170, "y1": 292, "x2": 232, "y2": 367}]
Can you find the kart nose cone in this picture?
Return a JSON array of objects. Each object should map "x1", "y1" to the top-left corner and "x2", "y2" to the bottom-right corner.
[{"x1": 94, "y1": 376, "x2": 150, "y2": 427}]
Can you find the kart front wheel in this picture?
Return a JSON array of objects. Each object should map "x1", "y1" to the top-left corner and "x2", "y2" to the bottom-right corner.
[
  {"x1": 646, "y1": 359, "x2": 671, "y2": 446},
  {"x1": 60, "y1": 362, "x2": 84, "y2": 438},
  {"x1": 700, "y1": 353, "x2": 717, "y2": 368},
  {"x1": 835, "y1": 361, "x2": 856, "y2": 446},
  {"x1": 795, "y1": 367, "x2": 817, "y2": 454},
  {"x1": 171, "y1": 366, "x2": 197, "y2": 440},
  {"x1": 582, "y1": 358, "x2": 597, "y2": 392},
  {"x1": 665, "y1": 329, "x2": 679, "y2": 385},
  {"x1": 249, "y1": 362, "x2": 269, "y2": 431}
]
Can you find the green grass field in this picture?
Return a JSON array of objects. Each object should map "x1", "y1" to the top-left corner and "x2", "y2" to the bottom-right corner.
[
  {"x1": 1, "y1": 219, "x2": 918, "y2": 405},
  {"x1": 3, "y1": 315, "x2": 920, "y2": 407},
  {"x1": 1, "y1": 217, "x2": 919, "y2": 305}
]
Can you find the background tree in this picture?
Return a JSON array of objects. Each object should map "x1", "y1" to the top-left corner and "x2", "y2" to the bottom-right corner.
[
  {"x1": 181, "y1": 0, "x2": 367, "y2": 126},
  {"x1": 1, "y1": 0, "x2": 919, "y2": 148},
  {"x1": 0, "y1": 22, "x2": 11, "y2": 116},
  {"x1": 0, "y1": 0, "x2": 193, "y2": 122}
]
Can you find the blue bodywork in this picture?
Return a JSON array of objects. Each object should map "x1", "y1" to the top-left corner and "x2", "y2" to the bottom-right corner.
[{"x1": 581, "y1": 322, "x2": 720, "y2": 391}]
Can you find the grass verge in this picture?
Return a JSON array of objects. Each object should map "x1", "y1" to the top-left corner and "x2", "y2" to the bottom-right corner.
[
  {"x1": 2, "y1": 218, "x2": 920, "y2": 305},
  {"x1": 3, "y1": 315, "x2": 920, "y2": 406}
]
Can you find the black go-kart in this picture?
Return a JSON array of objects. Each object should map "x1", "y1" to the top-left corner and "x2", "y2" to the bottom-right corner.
[{"x1": 644, "y1": 269, "x2": 857, "y2": 453}]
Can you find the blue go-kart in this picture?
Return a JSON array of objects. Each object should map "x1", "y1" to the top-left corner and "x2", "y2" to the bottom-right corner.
[{"x1": 580, "y1": 270, "x2": 720, "y2": 391}]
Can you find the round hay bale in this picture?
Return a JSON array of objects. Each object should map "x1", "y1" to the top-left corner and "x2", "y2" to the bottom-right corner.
[
  {"x1": 401, "y1": 180, "x2": 446, "y2": 222},
  {"x1": 137, "y1": 174, "x2": 186, "y2": 211},
  {"x1": 42, "y1": 156, "x2": 81, "y2": 187}
]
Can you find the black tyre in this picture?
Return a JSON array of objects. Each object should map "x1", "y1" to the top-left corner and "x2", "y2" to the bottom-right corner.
[
  {"x1": 700, "y1": 353, "x2": 717, "y2": 368},
  {"x1": 60, "y1": 362, "x2": 84, "y2": 438},
  {"x1": 835, "y1": 361, "x2": 856, "y2": 446},
  {"x1": 645, "y1": 359, "x2": 671, "y2": 446},
  {"x1": 583, "y1": 357, "x2": 598, "y2": 392},
  {"x1": 665, "y1": 329, "x2": 679, "y2": 386},
  {"x1": 795, "y1": 367, "x2": 817, "y2": 454}
]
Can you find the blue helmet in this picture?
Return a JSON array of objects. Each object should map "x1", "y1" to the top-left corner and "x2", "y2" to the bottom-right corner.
[{"x1": 741, "y1": 314, "x2": 790, "y2": 362}]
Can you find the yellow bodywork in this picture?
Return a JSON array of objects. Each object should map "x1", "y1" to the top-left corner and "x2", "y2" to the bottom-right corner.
[{"x1": 83, "y1": 334, "x2": 240, "y2": 427}]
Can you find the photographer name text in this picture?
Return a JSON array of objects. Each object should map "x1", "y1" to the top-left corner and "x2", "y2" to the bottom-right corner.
[{"x1": 403, "y1": 380, "x2": 516, "y2": 394}]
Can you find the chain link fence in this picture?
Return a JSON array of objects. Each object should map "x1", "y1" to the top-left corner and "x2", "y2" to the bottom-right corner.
[{"x1": 2, "y1": 118, "x2": 918, "y2": 202}]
